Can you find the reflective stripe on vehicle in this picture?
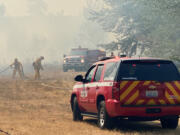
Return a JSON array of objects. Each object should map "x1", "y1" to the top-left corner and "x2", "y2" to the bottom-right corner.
[
  {"x1": 120, "y1": 81, "x2": 180, "y2": 106},
  {"x1": 73, "y1": 82, "x2": 113, "y2": 89}
]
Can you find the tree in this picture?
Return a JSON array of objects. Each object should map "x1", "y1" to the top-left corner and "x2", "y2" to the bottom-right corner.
[{"x1": 86, "y1": 0, "x2": 180, "y2": 57}]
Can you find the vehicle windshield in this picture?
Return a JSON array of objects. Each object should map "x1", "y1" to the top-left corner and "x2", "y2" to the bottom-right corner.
[
  {"x1": 70, "y1": 50, "x2": 87, "y2": 56},
  {"x1": 118, "y1": 60, "x2": 180, "y2": 81}
]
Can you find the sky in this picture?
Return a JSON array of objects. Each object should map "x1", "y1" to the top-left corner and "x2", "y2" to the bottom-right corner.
[{"x1": 1, "y1": 0, "x2": 85, "y2": 16}]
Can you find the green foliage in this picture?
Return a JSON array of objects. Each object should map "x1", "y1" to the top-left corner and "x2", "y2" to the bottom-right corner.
[{"x1": 87, "y1": 0, "x2": 180, "y2": 58}]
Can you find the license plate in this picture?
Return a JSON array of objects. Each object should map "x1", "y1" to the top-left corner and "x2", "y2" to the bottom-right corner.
[{"x1": 146, "y1": 90, "x2": 158, "y2": 97}]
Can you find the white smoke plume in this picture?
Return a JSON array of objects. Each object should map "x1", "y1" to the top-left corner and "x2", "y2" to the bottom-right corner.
[{"x1": 0, "y1": 0, "x2": 111, "y2": 68}]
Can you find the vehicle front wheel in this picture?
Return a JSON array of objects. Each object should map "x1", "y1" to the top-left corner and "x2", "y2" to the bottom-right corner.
[
  {"x1": 160, "y1": 116, "x2": 179, "y2": 129},
  {"x1": 73, "y1": 97, "x2": 83, "y2": 121},
  {"x1": 98, "y1": 101, "x2": 114, "y2": 129}
]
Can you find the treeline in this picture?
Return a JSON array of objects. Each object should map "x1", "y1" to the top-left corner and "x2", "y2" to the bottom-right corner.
[{"x1": 86, "y1": 0, "x2": 180, "y2": 61}]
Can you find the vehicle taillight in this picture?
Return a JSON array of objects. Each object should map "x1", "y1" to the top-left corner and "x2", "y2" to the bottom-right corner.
[{"x1": 112, "y1": 82, "x2": 120, "y2": 100}]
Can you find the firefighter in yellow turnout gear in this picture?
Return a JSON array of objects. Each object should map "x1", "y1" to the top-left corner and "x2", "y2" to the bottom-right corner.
[
  {"x1": 10, "y1": 58, "x2": 24, "y2": 79},
  {"x1": 33, "y1": 56, "x2": 44, "y2": 80}
]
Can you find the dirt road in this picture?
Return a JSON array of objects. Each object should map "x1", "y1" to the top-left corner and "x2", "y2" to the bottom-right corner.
[{"x1": 0, "y1": 71, "x2": 180, "y2": 135}]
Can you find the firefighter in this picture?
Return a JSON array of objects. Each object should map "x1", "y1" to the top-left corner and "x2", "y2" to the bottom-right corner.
[
  {"x1": 10, "y1": 58, "x2": 24, "y2": 79},
  {"x1": 33, "y1": 56, "x2": 44, "y2": 80}
]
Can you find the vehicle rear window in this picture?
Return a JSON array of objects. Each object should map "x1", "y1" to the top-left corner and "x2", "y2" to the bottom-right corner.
[{"x1": 118, "y1": 60, "x2": 180, "y2": 81}]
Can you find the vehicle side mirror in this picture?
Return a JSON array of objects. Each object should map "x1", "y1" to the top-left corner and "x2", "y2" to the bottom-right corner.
[
  {"x1": 63, "y1": 54, "x2": 66, "y2": 58},
  {"x1": 74, "y1": 75, "x2": 84, "y2": 82}
]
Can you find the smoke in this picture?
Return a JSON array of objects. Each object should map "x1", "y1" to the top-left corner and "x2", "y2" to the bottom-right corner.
[
  {"x1": 0, "y1": 0, "x2": 110, "y2": 68},
  {"x1": 0, "y1": 16, "x2": 82, "y2": 64},
  {"x1": 28, "y1": 0, "x2": 48, "y2": 16},
  {"x1": 0, "y1": 3, "x2": 6, "y2": 16}
]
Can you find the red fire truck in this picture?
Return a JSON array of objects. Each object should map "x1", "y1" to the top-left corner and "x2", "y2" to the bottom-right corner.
[{"x1": 63, "y1": 47, "x2": 106, "y2": 72}]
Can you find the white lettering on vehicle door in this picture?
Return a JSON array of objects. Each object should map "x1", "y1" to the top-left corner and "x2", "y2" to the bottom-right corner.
[
  {"x1": 74, "y1": 82, "x2": 113, "y2": 98},
  {"x1": 80, "y1": 84, "x2": 88, "y2": 98},
  {"x1": 80, "y1": 90, "x2": 88, "y2": 98}
]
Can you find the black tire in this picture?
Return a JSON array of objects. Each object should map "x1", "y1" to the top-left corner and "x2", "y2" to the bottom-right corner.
[
  {"x1": 160, "y1": 116, "x2": 179, "y2": 129},
  {"x1": 73, "y1": 97, "x2": 83, "y2": 121},
  {"x1": 97, "y1": 101, "x2": 114, "y2": 129}
]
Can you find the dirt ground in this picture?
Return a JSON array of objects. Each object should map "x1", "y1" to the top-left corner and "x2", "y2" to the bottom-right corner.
[{"x1": 0, "y1": 69, "x2": 180, "y2": 135}]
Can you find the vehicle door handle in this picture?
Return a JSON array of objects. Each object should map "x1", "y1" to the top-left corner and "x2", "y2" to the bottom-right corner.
[
  {"x1": 87, "y1": 87, "x2": 90, "y2": 90},
  {"x1": 96, "y1": 86, "x2": 99, "y2": 89}
]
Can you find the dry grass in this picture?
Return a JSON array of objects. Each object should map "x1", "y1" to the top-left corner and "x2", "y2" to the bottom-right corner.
[{"x1": 0, "y1": 68, "x2": 179, "y2": 135}]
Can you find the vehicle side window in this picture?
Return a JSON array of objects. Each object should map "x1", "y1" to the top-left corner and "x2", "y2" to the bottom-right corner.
[
  {"x1": 85, "y1": 66, "x2": 96, "y2": 83},
  {"x1": 104, "y1": 62, "x2": 119, "y2": 81},
  {"x1": 94, "y1": 65, "x2": 104, "y2": 82}
]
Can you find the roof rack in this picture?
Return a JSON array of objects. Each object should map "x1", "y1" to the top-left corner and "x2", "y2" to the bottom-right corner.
[{"x1": 99, "y1": 56, "x2": 114, "y2": 61}]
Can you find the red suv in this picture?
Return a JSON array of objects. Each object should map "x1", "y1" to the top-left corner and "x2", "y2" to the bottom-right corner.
[{"x1": 70, "y1": 56, "x2": 180, "y2": 129}]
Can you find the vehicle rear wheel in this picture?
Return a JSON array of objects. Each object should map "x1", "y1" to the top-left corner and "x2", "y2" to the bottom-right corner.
[
  {"x1": 73, "y1": 97, "x2": 83, "y2": 121},
  {"x1": 98, "y1": 101, "x2": 114, "y2": 129},
  {"x1": 160, "y1": 116, "x2": 179, "y2": 129}
]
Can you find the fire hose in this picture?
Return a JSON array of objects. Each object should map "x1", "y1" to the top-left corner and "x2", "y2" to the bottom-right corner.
[
  {"x1": 0, "y1": 66, "x2": 10, "y2": 74},
  {"x1": 0, "y1": 66, "x2": 30, "y2": 80},
  {"x1": 0, "y1": 129, "x2": 11, "y2": 135}
]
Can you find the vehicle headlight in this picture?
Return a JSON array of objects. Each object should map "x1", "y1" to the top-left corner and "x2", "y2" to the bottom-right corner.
[
  {"x1": 64, "y1": 59, "x2": 66, "y2": 63},
  {"x1": 81, "y1": 59, "x2": 85, "y2": 63}
]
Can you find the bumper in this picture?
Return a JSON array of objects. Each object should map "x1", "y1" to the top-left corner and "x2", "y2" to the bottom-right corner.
[
  {"x1": 106, "y1": 99, "x2": 180, "y2": 117},
  {"x1": 63, "y1": 63, "x2": 86, "y2": 69}
]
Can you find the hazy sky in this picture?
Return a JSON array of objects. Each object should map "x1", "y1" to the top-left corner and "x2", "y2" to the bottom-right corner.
[
  {"x1": 1, "y1": 0, "x2": 85, "y2": 16},
  {"x1": 0, "y1": 0, "x2": 111, "y2": 66}
]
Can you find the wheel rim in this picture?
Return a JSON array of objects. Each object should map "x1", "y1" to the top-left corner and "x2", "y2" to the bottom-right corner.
[{"x1": 100, "y1": 108, "x2": 105, "y2": 127}]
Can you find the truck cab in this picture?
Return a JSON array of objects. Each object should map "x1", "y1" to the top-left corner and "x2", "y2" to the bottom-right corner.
[{"x1": 63, "y1": 47, "x2": 106, "y2": 72}]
